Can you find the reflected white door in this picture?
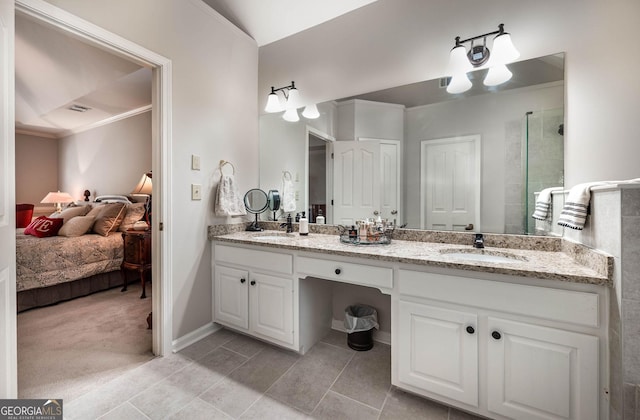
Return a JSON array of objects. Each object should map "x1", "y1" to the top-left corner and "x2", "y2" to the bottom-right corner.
[
  {"x1": 333, "y1": 140, "x2": 380, "y2": 225},
  {"x1": 0, "y1": 0, "x2": 16, "y2": 398},
  {"x1": 379, "y1": 141, "x2": 401, "y2": 225},
  {"x1": 421, "y1": 136, "x2": 480, "y2": 231}
]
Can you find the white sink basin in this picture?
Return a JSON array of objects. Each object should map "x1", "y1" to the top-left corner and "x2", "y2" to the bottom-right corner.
[
  {"x1": 440, "y1": 249, "x2": 526, "y2": 264},
  {"x1": 252, "y1": 232, "x2": 296, "y2": 240}
]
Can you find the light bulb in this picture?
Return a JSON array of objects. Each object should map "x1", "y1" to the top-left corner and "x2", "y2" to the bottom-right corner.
[
  {"x1": 484, "y1": 64, "x2": 512, "y2": 86},
  {"x1": 490, "y1": 32, "x2": 520, "y2": 65},
  {"x1": 285, "y1": 88, "x2": 301, "y2": 110},
  {"x1": 302, "y1": 104, "x2": 320, "y2": 119},
  {"x1": 448, "y1": 45, "x2": 473, "y2": 75},
  {"x1": 283, "y1": 108, "x2": 299, "y2": 122},
  {"x1": 446, "y1": 73, "x2": 472, "y2": 94},
  {"x1": 264, "y1": 92, "x2": 282, "y2": 113}
]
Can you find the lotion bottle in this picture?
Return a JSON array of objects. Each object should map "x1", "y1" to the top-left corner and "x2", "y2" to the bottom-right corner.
[
  {"x1": 299, "y1": 214, "x2": 309, "y2": 235},
  {"x1": 316, "y1": 208, "x2": 325, "y2": 224}
]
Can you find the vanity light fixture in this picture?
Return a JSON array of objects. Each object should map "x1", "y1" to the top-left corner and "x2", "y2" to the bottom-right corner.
[
  {"x1": 447, "y1": 23, "x2": 520, "y2": 94},
  {"x1": 264, "y1": 81, "x2": 319, "y2": 122}
]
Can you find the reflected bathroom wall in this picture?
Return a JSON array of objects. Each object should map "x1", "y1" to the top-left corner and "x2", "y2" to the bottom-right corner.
[{"x1": 504, "y1": 109, "x2": 564, "y2": 234}]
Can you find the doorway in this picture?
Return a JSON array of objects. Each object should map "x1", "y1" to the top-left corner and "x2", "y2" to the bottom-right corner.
[
  {"x1": 2, "y1": 0, "x2": 173, "y2": 397},
  {"x1": 305, "y1": 127, "x2": 334, "y2": 225}
]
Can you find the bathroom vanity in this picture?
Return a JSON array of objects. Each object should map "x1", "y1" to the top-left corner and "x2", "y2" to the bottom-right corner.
[{"x1": 210, "y1": 229, "x2": 611, "y2": 420}]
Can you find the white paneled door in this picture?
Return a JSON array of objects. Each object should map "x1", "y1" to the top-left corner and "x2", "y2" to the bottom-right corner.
[
  {"x1": 0, "y1": 0, "x2": 16, "y2": 398},
  {"x1": 421, "y1": 136, "x2": 480, "y2": 231},
  {"x1": 333, "y1": 140, "x2": 380, "y2": 226}
]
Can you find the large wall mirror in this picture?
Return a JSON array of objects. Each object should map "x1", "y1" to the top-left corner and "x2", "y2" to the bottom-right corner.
[{"x1": 260, "y1": 53, "x2": 564, "y2": 235}]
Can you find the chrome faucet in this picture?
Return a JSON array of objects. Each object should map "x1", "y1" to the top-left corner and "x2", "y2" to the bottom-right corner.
[
  {"x1": 473, "y1": 233, "x2": 484, "y2": 249},
  {"x1": 280, "y1": 214, "x2": 293, "y2": 233}
]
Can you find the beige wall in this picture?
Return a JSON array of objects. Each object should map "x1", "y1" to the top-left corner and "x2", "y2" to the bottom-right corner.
[
  {"x1": 259, "y1": 0, "x2": 640, "y2": 187},
  {"x1": 43, "y1": 0, "x2": 259, "y2": 339},
  {"x1": 58, "y1": 111, "x2": 152, "y2": 201},
  {"x1": 15, "y1": 133, "x2": 58, "y2": 207}
]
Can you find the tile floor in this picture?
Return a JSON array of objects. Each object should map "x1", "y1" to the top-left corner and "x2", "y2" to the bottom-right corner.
[{"x1": 64, "y1": 328, "x2": 485, "y2": 419}]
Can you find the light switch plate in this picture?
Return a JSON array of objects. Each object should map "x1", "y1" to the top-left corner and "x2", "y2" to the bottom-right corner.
[
  {"x1": 191, "y1": 184, "x2": 202, "y2": 200},
  {"x1": 191, "y1": 155, "x2": 201, "y2": 170}
]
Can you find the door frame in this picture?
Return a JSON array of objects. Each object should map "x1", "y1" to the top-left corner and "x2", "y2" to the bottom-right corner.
[
  {"x1": 304, "y1": 126, "x2": 335, "y2": 224},
  {"x1": 420, "y1": 135, "x2": 481, "y2": 231},
  {"x1": 15, "y1": 0, "x2": 173, "y2": 356}
]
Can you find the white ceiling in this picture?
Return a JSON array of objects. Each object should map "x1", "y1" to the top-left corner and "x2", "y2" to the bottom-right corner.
[
  {"x1": 201, "y1": 0, "x2": 379, "y2": 46},
  {"x1": 15, "y1": 14, "x2": 151, "y2": 138}
]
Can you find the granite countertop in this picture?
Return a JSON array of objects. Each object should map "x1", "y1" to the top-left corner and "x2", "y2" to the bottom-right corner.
[{"x1": 212, "y1": 230, "x2": 612, "y2": 286}]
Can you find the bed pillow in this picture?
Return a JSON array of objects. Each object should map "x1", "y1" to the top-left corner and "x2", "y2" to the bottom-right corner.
[
  {"x1": 49, "y1": 205, "x2": 90, "y2": 224},
  {"x1": 92, "y1": 202, "x2": 127, "y2": 236},
  {"x1": 58, "y1": 216, "x2": 96, "y2": 237},
  {"x1": 118, "y1": 203, "x2": 146, "y2": 232},
  {"x1": 24, "y1": 216, "x2": 64, "y2": 238}
]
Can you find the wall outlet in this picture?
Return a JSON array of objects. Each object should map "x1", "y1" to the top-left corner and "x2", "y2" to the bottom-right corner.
[
  {"x1": 191, "y1": 154, "x2": 201, "y2": 170},
  {"x1": 191, "y1": 184, "x2": 202, "y2": 200}
]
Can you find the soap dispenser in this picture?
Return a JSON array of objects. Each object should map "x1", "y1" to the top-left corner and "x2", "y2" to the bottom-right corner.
[
  {"x1": 299, "y1": 213, "x2": 308, "y2": 236},
  {"x1": 316, "y1": 208, "x2": 325, "y2": 224}
]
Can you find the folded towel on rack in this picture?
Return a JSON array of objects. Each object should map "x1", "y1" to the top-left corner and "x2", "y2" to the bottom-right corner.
[
  {"x1": 557, "y1": 182, "x2": 609, "y2": 230},
  {"x1": 214, "y1": 174, "x2": 247, "y2": 217},
  {"x1": 282, "y1": 178, "x2": 296, "y2": 212},
  {"x1": 532, "y1": 187, "x2": 564, "y2": 220}
]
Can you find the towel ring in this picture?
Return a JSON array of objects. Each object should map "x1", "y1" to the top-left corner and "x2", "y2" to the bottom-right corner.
[
  {"x1": 219, "y1": 160, "x2": 235, "y2": 175},
  {"x1": 282, "y1": 170, "x2": 292, "y2": 181}
]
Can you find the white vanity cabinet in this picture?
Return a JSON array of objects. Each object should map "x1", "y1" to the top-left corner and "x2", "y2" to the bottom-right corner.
[
  {"x1": 213, "y1": 244, "x2": 295, "y2": 348},
  {"x1": 394, "y1": 268, "x2": 602, "y2": 420}
]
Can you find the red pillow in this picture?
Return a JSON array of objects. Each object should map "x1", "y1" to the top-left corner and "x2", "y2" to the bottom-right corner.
[{"x1": 24, "y1": 216, "x2": 64, "y2": 238}]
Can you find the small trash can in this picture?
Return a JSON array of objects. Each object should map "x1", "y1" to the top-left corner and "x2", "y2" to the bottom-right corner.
[{"x1": 344, "y1": 304, "x2": 379, "y2": 351}]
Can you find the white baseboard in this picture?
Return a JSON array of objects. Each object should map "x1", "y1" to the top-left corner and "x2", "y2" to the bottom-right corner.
[
  {"x1": 331, "y1": 319, "x2": 391, "y2": 346},
  {"x1": 171, "y1": 322, "x2": 221, "y2": 353}
]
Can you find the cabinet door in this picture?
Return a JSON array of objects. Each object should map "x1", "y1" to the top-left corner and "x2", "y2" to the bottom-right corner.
[
  {"x1": 214, "y1": 265, "x2": 249, "y2": 330},
  {"x1": 487, "y1": 317, "x2": 598, "y2": 420},
  {"x1": 398, "y1": 300, "x2": 478, "y2": 407},
  {"x1": 249, "y1": 272, "x2": 294, "y2": 345}
]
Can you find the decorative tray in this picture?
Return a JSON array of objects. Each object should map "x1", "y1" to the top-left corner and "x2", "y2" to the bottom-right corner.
[{"x1": 339, "y1": 234, "x2": 392, "y2": 245}]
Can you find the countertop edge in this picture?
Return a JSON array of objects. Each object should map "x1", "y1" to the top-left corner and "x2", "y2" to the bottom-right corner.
[{"x1": 212, "y1": 234, "x2": 611, "y2": 287}]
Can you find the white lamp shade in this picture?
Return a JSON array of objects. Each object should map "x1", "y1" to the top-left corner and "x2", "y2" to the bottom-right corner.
[
  {"x1": 446, "y1": 73, "x2": 472, "y2": 94},
  {"x1": 490, "y1": 33, "x2": 520, "y2": 65},
  {"x1": 264, "y1": 92, "x2": 283, "y2": 113},
  {"x1": 483, "y1": 64, "x2": 513, "y2": 86},
  {"x1": 285, "y1": 87, "x2": 301, "y2": 110},
  {"x1": 448, "y1": 45, "x2": 473, "y2": 75},
  {"x1": 282, "y1": 108, "x2": 299, "y2": 122},
  {"x1": 302, "y1": 103, "x2": 320, "y2": 119},
  {"x1": 132, "y1": 173, "x2": 153, "y2": 195},
  {"x1": 40, "y1": 191, "x2": 74, "y2": 204}
]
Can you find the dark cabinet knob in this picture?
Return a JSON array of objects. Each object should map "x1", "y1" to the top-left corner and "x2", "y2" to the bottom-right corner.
[
  {"x1": 250, "y1": 280, "x2": 256, "y2": 286},
  {"x1": 491, "y1": 331, "x2": 502, "y2": 340},
  {"x1": 466, "y1": 326, "x2": 475, "y2": 334},
  {"x1": 240, "y1": 278, "x2": 246, "y2": 283},
  {"x1": 335, "y1": 268, "x2": 341, "y2": 275}
]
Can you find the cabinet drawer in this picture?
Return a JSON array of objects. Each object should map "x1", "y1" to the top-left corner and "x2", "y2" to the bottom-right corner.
[
  {"x1": 214, "y1": 244, "x2": 293, "y2": 275},
  {"x1": 398, "y1": 269, "x2": 599, "y2": 328},
  {"x1": 297, "y1": 256, "x2": 392, "y2": 290}
]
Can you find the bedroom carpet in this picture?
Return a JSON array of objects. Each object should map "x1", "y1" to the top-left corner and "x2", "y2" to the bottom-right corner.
[{"x1": 17, "y1": 282, "x2": 153, "y2": 402}]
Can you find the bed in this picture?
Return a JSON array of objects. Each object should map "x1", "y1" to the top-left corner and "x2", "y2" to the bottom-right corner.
[{"x1": 16, "y1": 197, "x2": 147, "y2": 312}]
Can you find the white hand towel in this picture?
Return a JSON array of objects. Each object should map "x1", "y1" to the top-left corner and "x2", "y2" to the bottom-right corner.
[
  {"x1": 214, "y1": 174, "x2": 247, "y2": 217},
  {"x1": 557, "y1": 182, "x2": 608, "y2": 230},
  {"x1": 282, "y1": 178, "x2": 296, "y2": 212},
  {"x1": 532, "y1": 187, "x2": 563, "y2": 220}
]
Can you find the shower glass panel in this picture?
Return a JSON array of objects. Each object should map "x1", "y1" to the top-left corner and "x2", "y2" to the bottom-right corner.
[{"x1": 523, "y1": 109, "x2": 564, "y2": 234}]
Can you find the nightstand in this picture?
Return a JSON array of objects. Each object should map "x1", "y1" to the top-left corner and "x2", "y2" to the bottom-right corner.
[{"x1": 121, "y1": 229, "x2": 151, "y2": 298}]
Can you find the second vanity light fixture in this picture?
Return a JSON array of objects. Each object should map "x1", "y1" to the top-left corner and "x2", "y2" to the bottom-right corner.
[
  {"x1": 447, "y1": 23, "x2": 520, "y2": 94},
  {"x1": 264, "y1": 81, "x2": 319, "y2": 122}
]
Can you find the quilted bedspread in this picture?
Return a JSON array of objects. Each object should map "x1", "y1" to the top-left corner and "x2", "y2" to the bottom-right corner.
[{"x1": 16, "y1": 229, "x2": 124, "y2": 292}]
